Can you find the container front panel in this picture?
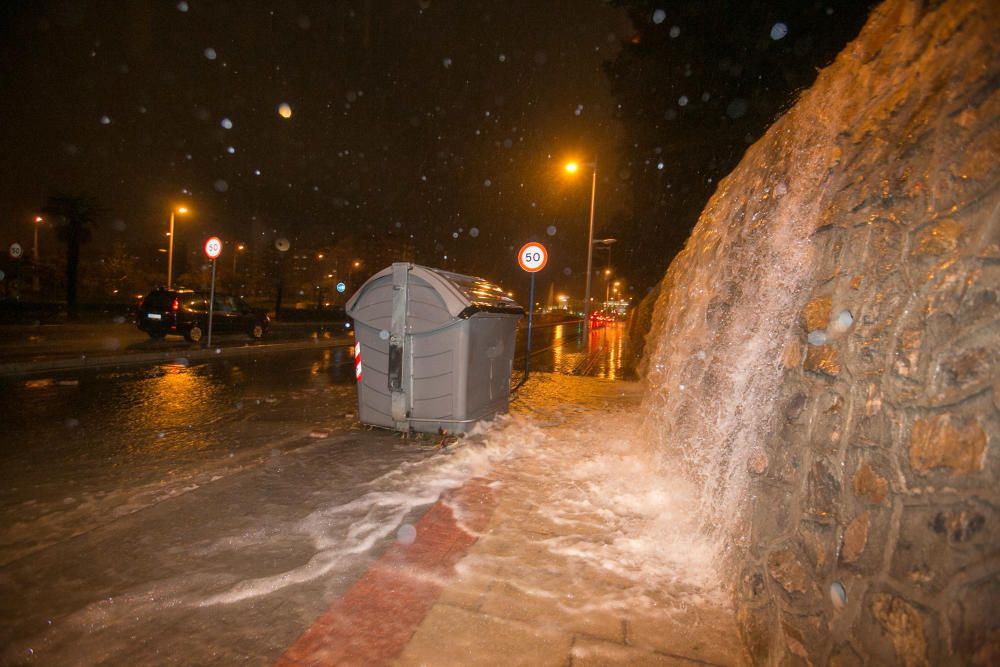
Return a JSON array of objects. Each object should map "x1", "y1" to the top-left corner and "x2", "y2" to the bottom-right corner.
[
  {"x1": 409, "y1": 326, "x2": 461, "y2": 426},
  {"x1": 355, "y1": 324, "x2": 393, "y2": 429}
]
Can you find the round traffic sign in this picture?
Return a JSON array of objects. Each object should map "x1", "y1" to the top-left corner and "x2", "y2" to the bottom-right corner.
[
  {"x1": 204, "y1": 236, "x2": 223, "y2": 259},
  {"x1": 336, "y1": 282, "x2": 347, "y2": 293},
  {"x1": 517, "y1": 242, "x2": 548, "y2": 272},
  {"x1": 8, "y1": 242, "x2": 23, "y2": 260}
]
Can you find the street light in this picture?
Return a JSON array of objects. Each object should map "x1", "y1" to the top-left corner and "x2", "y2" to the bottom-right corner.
[
  {"x1": 564, "y1": 160, "x2": 598, "y2": 330},
  {"x1": 166, "y1": 205, "x2": 189, "y2": 289},
  {"x1": 32, "y1": 215, "x2": 43, "y2": 291},
  {"x1": 233, "y1": 242, "x2": 246, "y2": 274}
]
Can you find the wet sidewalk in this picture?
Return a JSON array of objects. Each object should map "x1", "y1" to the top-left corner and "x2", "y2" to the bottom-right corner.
[{"x1": 277, "y1": 376, "x2": 746, "y2": 666}]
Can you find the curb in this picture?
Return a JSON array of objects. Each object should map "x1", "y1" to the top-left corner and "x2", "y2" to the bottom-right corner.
[{"x1": 0, "y1": 337, "x2": 354, "y2": 377}]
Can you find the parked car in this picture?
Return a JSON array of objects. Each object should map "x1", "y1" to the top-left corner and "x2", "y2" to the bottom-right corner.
[{"x1": 136, "y1": 288, "x2": 269, "y2": 342}]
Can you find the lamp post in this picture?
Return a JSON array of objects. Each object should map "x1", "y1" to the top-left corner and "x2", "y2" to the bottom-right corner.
[
  {"x1": 565, "y1": 161, "x2": 598, "y2": 331},
  {"x1": 166, "y1": 205, "x2": 189, "y2": 289},
  {"x1": 594, "y1": 238, "x2": 616, "y2": 310},
  {"x1": 233, "y1": 243, "x2": 245, "y2": 274},
  {"x1": 32, "y1": 215, "x2": 43, "y2": 292}
]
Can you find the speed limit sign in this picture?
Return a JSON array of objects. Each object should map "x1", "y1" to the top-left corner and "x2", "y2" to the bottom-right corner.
[
  {"x1": 8, "y1": 242, "x2": 23, "y2": 260},
  {"x1": 203, "y1": 236, "x2": 223, "y2": 259},
  {"x1": 517, "y1": 242, "x2": 548, "y2": 272}
]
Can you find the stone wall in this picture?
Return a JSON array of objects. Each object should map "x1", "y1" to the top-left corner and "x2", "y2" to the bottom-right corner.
[{"x1": 642, "y1": 1, "x2": 999, "y2": 663}]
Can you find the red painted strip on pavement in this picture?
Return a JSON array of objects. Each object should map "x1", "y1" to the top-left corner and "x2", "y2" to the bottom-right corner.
[{"x1": 275, "y1": 477, "x2": 497, "y2": 667}]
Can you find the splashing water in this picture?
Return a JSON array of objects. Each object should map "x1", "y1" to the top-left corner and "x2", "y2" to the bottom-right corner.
[{"x1": 640, "y1": 142, "x2": 824, "y2": 553}]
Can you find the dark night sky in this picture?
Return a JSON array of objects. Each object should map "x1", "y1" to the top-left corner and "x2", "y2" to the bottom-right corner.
[
  {"x1": 0, "y1": 0, "x2": 633, "y2": 297},
  {"x1": 0, "y1": 0, "x2": 873, "y2": 300}
]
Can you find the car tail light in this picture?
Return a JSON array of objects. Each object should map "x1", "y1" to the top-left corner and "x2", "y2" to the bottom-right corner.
[{"x1": 171, "y1": 298, "x2": 180, "y2": 312}]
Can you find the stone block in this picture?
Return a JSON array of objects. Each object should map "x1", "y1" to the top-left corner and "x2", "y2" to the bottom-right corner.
[
  {"x1": 924, "y1": 334, "x2": 998, "y2": 407},
  {"x1": 852, "y1": 461, "x2": 889, "y2": 505},
  {"x1": 766, "y1": 547, "x2": 821, "y2": 604},
  {"x1": 911, "y1": 218, "x2": 962, "y2": 257},
  {"x1": 908, "y1": 413, "x2": 987, "y2": 477},
  {"x1": 865, "y1": 593, "x2": 932, "y2": 667},
  {"x1": 890, "y1": 501, "x2": 994, "y2": 596},
  {"x1": 840, "y1": 512, "x2": 871, "y2": 564},
  {"x1": 737, "y1": 603, "x2": 776, "y2": 665},
  {"x1": 780, "y1": 613, "x2": 830, "y2": 665},
  {"x1": 802, "y1": 296, "x2": 833, "y2": 332},
  {"x1": 830, "y1": 641, "x2": 867, "y2": 667},
  {"x1": 948, "y1": 574, "x2": 1000, "y2": 666},
  {"x1": 805, "y1": 460, "x2": 841, "y2": 520},
  {"x1": 804, "y1": 345, "x2": 841, "y2": 377},
  {"x1": 892, "y1": 328, "x2": 924, "y2": 380},
  {"x1": 798, "y1": 521, "x2": 837, "y2": 576}
]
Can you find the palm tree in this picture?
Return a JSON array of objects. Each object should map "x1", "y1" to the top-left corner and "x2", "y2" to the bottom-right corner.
[{"x1": 42, "y1": 194, "x2": 102, "y2": 319}]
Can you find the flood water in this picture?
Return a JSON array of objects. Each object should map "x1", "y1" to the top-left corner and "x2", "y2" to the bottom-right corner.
[{"x1": 0, "y1": 322, "x2": 643, "y2": 665}]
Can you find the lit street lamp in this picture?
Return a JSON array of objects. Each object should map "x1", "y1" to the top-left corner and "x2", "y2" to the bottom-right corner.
[
  {"x1": 32, "y1": 215, "x2": 43, "y2": 292},
  {"x1": 233, "y1": 243, "x2": 245, "y2": 274},
  {"x1": 166, "y1": 205, "x2": 189, "y2": 289},
  {"x1": 565, "y1": 160, "x2": 598, "y2": 331}
]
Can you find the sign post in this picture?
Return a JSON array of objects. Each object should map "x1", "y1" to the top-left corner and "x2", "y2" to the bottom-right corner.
[
  {"x1": 517, "y1": 241, "x2": 548, "y2": 382},
  {"x1": 203, "y1": 236, "x2": 223, "y2": 347}
]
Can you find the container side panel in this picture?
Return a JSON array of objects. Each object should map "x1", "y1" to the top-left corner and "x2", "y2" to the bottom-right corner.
[{"x1": 465, "y1": 315, "x2": 518, "y2": 420}]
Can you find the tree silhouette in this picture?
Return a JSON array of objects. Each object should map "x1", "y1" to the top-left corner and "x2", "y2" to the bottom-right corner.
[{"x1": 42, "y1": 193, "x2": 102, "y2": 319}]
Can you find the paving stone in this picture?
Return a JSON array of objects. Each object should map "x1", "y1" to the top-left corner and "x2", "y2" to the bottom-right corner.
[
  {"x1": 627, "y1": 606, "x2": 745, "y2": 666},
  {"x1": 394, "y1": 604, "x2": 572, "y2": 667},
  {"x1": 571, "y1": 637, "x2": 711, "y2": 666}
]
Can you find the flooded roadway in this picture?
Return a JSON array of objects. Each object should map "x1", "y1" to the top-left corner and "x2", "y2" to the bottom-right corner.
[{"x1": 0, "y1": 321, "x2": 632, "y2": 665}]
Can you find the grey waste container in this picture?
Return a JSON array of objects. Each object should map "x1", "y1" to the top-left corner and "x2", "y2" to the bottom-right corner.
[{"x1": 346, "y1": 263, "x2": 524, "y2": 434}]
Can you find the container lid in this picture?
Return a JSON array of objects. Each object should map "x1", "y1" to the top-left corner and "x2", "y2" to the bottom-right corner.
[{"x1": 346, "y1": 263, "x2": 523, "y2": 328}]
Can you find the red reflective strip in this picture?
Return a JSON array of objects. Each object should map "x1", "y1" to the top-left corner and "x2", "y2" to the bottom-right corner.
[{"x1": 354, "y1": 342, "x2": 362, "y2": 381}]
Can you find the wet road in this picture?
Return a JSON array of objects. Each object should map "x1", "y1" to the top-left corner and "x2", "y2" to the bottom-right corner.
[{"x1": 0, "y1": 322, "x2": 631, "y2": 665}]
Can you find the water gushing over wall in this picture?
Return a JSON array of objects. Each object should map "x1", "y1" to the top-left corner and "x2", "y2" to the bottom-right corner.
[{"x1": 638, "y1": 0, "x2": 999, "y2": 663}]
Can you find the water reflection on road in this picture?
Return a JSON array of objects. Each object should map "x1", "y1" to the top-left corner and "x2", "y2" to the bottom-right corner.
[{"x1": 517, "y1": 320, "x2": 631, "y2": 380}]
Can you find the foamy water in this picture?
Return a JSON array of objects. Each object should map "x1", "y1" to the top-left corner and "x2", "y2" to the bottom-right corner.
[{"x1": 640, "y1": 158, "x2": 823, "y2": 550}]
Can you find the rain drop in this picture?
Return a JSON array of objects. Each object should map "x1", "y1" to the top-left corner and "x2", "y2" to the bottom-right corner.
[
  {"x1": 469, "y1": 227, "x2": 480, "y2": 238},
  {"x1": 176, "y1": 1, "x2": 188, "y2": 12},
  {"x1": 220, "y1": 118, "x2": 233, "y2": 129},
  {"x1": 669, "y1": 25, "x2": 680, "y2": 38},
  {"x1": 226, "y1": 146, "x2": 236, "y2": 154},
  {"x1": 770, "y1": 22, "x2": 788, "y2": 40},
  {"x1": 397, "y1": 524, "x2": 417, "y2": 545},
  {"x1": 726, "y1": 98, "x2": 749, "y2": 119},
  {"x1": 807, "y1": 330, "x2": 827, "y2": 346},
  {"x1": 214, "y1": 179, "x2": 229, "y2": 193},
  {"x1": 204, "y1": 47, "x2": 217, "y2": 60},
  {"x1": 483, "y1": 179, "x2": 492, "y2": 187},
  {"x1": 278, "y1": 102, "x2": 292, "y2": 118},
  {"x1": 546, "y1": 225, "x2": 557, "y2": 236},
  {"x1": 678, "y1": 95, "x2": 689, "y2": 106},
  {"x1": 442, "y1": 57, "x2": 453, "y2": 69},
  {"x1": 99, "y1": 115, "x2": 111, "y2": 125},
  {"x1": 652, "y1": 9, "x2": 666, "y2": 24},
  {"x1": 563, "y1": 267, "x2": 572, "y2": 276}
]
